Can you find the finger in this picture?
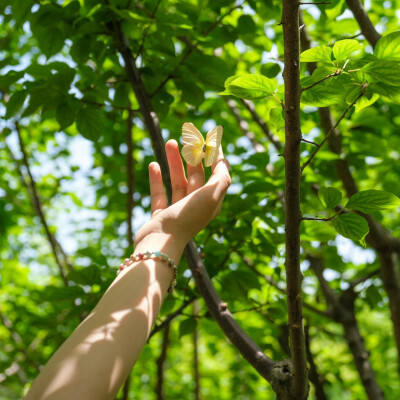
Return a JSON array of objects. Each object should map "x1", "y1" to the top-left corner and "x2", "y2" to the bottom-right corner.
[
  {"x1": 211, "y1": 144, "x2": 225, "y2": 174},
  {"x1": 205, "y1": 146, "x2": 231, "y2": 204},
  {"x1": 166, "y1": 139, "x2": 187, "y2": 203},
  {"x1": 187, "y1": 162, "x2": 205, "y2": 195},
  {"x1": 149, "y1": 162, "x2": 167, "y2": 214}
]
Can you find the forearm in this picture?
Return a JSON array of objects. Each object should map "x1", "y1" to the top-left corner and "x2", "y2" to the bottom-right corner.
[{"x1": 25, "y1": 233, "x2": 185, "y2": 400}]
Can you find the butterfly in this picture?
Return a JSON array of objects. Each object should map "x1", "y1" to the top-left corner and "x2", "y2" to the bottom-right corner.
[{"x1": 181, "y1": 122, "x2": 223, "y2": 167}]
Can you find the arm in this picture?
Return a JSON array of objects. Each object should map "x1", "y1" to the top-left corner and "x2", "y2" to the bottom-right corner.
[{"x1": 25, "y1": 139, "x2": 231, "y2": 400}]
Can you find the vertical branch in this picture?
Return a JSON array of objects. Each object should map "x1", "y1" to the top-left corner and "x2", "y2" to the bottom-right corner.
[
  {"x1": 281, "y1": 1, "x2": 308, "y2": 398},
  {"x1": 120, "y1": 110, "x2": 136, "y2": 400},
  {"x1": 309, "y1": 256, "x2": 385, "y2": 400},
  {"x1": 155, "y1": 323, "x2": 170, "y2": 400},
  {"x1": 193, "y1": 300, "x2": 201, "y2": 400},
  {"x1": 344, "y1": 0, "x2": 381, "y2": 47},
  {"x1": 15, "y1": 124, "x2": 69, "y2": 285},
  {"x1": 113, "y1": 23, "x2": 172, "y2": 202},
  {"x1": 126, "y1": 109, "x2": 135, "y2": 248},
  {"x1": 112, "y1": 17, "x2": 276, "y2": 386},
  {"x1": 305, "y1": 327, "x2": 328, "y2": 400}
]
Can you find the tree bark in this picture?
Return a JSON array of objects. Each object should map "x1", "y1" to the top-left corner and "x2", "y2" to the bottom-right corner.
[{"x1": 282, "y1": 0, "x2": 309, "y2": 398}]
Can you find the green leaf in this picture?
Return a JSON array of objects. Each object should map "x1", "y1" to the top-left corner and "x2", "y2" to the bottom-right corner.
[
  {"x1": 375, "y1": 31, "x2": 400, "y2": 61},
  {"x1": 113, "y1": 83, "x2": 130, "y2": 108},
  {"x1": 36, "y1": 27, "x2": 65, "y2": 58},
  {"x1": 332, "y1": 39, "x2": 362, "y2": 60},
  {"x1": 331, "y1": 213, "x2": 369, "y2": 246},
  {"x1": 67, "y1": 265, "x2": 102, "y2": 286},
  {"x1": 362, "y1": 60, "x2": 400, "y2": 86},
  {"x1": 70, "y1": 37, "x2": 91, "y2": 64},
  {"x1": 5, "y1": 90, "x2": 28, "y2": 119},
  {"x1": 222, "y1": 74, "x2": 276, "y2": 100},
  {"x1": 303, "y1": 221, "x2": 337, "y2": 242},
  {"x1": 260, "y1": 62, "x2": 281, "y2": 79},
  {"x1": 355, "y1": 93, "x2": 380, "y2": 112},
  {"x1": 237, "y1": 15, "x2": 257, "y2": 34},
  {"x1": 346, "y1": 190, "x2": 400, "y2": 213},
  {"x1": 179, "y1": 318, "x2": 197, "y2": 338},
  {"x1": 301, "y1": 81, "x2": 344, "y2": 107},
  {"x1": 300, "y1": 46, "x2": 332, "y2": 63},
  {"x1": 76, "y1": 106, "x2": 103, "y2": 142},
  {"x1": 318, "y1": 187, "x2": 342, "y2": 208},
  {"x1": 0, "y1": 70, "x2": 24, "y2": 87},
  {"x1": 56, "y1": 101, "x2": 77, "y2": 130},
  {"x1": 269, "y1": 107, "x2": 285, "y2": 131},
  {"x1": 179, "y1": 81, "x2": 204, "y2": 107}
]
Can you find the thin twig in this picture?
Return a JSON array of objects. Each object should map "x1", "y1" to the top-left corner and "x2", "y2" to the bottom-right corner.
[
  {"x1": 15, "y1": 123, "x2": 70, "y2": 284},
  {"x1": 301, "y1": 70, "x2": 342, "y2": 92},
  {"x1": 241, "y1": 99, "x2": 283, "y2": 151},
  {"x1": 80, "y1": 98, "x2": 139, "y2": 113},
  {"x1": 349, "y1": 268, "x2": 380, "y2": 289},
  {"x1": 136, "y1": 0, "x2": 163, "y2": 59},
  {"x1": 299, "y1": 1, "x2": 331, "y2": 4},
  {"x1": 225, "y1": 99, "x2": 265, "y2": 153},
  {"x1": 148, "y1": 298, "x2": 195, "y2": 340},
  {"x1": 301, "y1": 84, "x2": 367, "y2": 172},
  {"x1": 151, "y1": 1, "x2": 246, "y2": 97},
  {"x1": 301, "y1": 138, "x2": 319, "y2": 147}
]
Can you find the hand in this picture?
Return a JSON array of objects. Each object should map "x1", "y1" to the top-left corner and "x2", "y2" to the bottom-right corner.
[{"x1": 134, "y1": 139, "x2": 231, "y2": 257}]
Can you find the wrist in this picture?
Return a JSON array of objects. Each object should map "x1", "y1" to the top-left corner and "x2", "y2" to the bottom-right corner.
[{"x1": 134, "y1": 232, "x2": 186, "y2": 265}]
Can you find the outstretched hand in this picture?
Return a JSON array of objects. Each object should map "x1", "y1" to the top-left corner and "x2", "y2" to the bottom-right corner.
[{"x1": 134, "y1": 139, "x2": 231, "y2": 254}]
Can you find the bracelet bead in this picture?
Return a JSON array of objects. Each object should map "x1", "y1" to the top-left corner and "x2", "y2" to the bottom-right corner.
[{"x1": 116, "y1": 251, "x2": 178, "y2": 294}]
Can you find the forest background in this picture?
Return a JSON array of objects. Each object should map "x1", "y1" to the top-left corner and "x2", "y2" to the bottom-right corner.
[{"x1": 1, "y1": 0, "x2": 400, "y2": 399}]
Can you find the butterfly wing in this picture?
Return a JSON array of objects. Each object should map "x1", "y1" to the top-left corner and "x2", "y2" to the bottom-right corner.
[
  {"x1": 204, "y1": 125, "x2": 223, "y2": 167},
  {"x1": 182, "y1": 122, "x2": 205, "y2": 166}
]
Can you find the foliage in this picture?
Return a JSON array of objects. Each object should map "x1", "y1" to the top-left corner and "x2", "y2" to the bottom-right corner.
[{"x1": 1, "y1": 0, "x2": 400, "y2": 399}]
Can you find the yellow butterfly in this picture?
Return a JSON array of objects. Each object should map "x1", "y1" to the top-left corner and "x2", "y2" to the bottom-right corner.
[{"x1": 181, "y1": 122, "x2": 223, "y2": 167}]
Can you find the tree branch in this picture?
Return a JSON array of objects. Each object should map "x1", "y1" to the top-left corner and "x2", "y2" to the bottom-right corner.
[
  {"x1": 344, "y1": 0, "x2": 381, "y2": 48},
  {"x1": 14, "y1": 123, "x2": 70, "y2": 284},
  {"x1": 113, "y1": 22, "x2": 172, "y2": 201},
  {"x1": 281, "y1": 0, "x2": 309, "y2": 396},
  {"x1": 120, "y1": 109, "x2": 136, "y2": 400},
  {"x1": 304, "y1": 326, "x2": 328, "y2": 400},
  {"x1": 184, "y1": 241, "x2": 275, "y2": 382},
  {"x1": 300, "y1": 15, "x2": 400, "y2": 371},
  {"x1": 126, "y1": 110, "x2": 135, "y2": 249},
  {"x1": 241, "y1": 99, "x2": 283, "y2": 152},
  {"x1": 193, "y1": 300, "x2": 201, "y2": 400},
  {"x1": 151, "y1": 2, "x2": 245, "y2": 97},
  {"x1": 111, "y1": 16, "x2": 277, "y2": 386},
  {"x1": 225, "y1": 99, "x2": 265, "y2": 153},
  {"x1": 308, "y1": 255, "x2": 385, "y2": 399},
  {"x1": 149, "y1": 297, "x2": 195, "y2": 340},
  {"x1": 136, "y1": 0, "x2": 163, "y2": 59},
  {"x1": 237, "y1": 249, "x2": 332, "y2": 319},
  {"x1": 155, "y1": 322, "x2": 170, "y2": 400},
  {"x1": 301, "y1": 69, "x2": 343, "y2": 92},
  {"x1": 301, "y1": 84, "x2": 367, "y2": 172}
]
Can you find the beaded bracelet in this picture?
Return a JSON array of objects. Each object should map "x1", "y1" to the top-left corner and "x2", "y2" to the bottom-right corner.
[{"x1": 117, "y1": 251, "x2": 177, "y2": 293}]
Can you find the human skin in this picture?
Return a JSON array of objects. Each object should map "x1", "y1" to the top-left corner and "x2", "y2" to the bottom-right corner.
[{"x1": 25, "y1": 139, "x2": 231, "y2": 400}]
